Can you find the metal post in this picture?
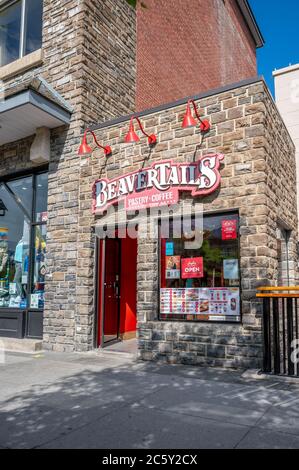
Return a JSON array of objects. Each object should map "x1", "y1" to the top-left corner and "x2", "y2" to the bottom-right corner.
[
  {"x1": 272, "y1": 298, "x2": 280, "y2": 374},
  {"x1": 263, "y1": 297, "x2": 272, "y2": 373},
  {"x1": 287, "y1": 298, "x2": 294, "y2": 376}
]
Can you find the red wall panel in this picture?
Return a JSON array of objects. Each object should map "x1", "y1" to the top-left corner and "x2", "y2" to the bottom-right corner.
[{"x1": 119, "y1": 237, "x2": 137, "y2": 335}]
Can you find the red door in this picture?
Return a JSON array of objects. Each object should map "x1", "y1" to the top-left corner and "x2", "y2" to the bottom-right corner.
[{"x1": 98, "y1": 238, "x2": 121, "y2": 346}]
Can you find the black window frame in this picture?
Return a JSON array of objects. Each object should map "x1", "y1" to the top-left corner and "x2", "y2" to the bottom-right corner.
[{"x1": 158, "y1": 209, "x2": 242, "y2": 324}]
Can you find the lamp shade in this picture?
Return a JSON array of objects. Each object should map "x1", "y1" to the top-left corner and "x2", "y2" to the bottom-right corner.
[
  {"x1": 78, "y1": 133, "x2": 93, "y2": 155},
  {"x1": 124, "y1": 120, "x2": 140, "y2": 143},
  {"x1": 182, "y1": 103, "x2": 197, "y2": 128}
]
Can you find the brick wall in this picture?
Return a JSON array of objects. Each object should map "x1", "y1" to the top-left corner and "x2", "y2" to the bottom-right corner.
[
  {"x1": 136, "y1": 0, "x2": 257, "y2": 110},
  {"x1": 72, "y1": 79, "x2": 297, "y2": 367}
]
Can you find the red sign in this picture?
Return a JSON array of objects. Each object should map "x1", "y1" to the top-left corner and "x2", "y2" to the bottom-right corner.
[
  {"x1": 181, "y1": 257, "x2": 204, "y2": 279},
  {"x1": 92, "y1": 154, "x2": 224, "y2": 213},
  {"x1": 222, "y1": 220, "x2": 237, "y2": 240},
  {"x1": 125, "y1": 187, "x2": 179, "y2": 211}
]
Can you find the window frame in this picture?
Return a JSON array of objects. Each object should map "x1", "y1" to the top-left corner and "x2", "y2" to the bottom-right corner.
[
  {"x1": 0, "y1": 166, "x2": 48, "y2": 316},
  {"x1": 158, "y1": 209, "x2": 242, "y2": 324},
  {"x1": 0, "y1": 0, "x2": 43, "y2": 66}
]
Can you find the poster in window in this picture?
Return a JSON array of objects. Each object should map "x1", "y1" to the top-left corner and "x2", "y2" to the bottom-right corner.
[
  {"x1": 9, "y1": 283, "x2": 17, "y2": 295},
  {"x1": 222, "y1": 220, "x2": 237, "y2": 240},
  {"x1": 166, "y1": 256, "x2": 181, "y2": 279},
  {"x1": 166, "y1": 242, "x2": 174, "y2": 256},
  {"x1": 223, "y1": 259, "x2": 239, "y2": 280},
  {"x1": 30, "y1": 294, "x2": 39, "y2": 309},
  {"x1": 208, "y1": 288, "x2": 240, "y2": 317},
  {"x1": 160, "y1": 287, "x2": 240, "y2": 320},
  {"x1": 181, "y1": 257, "x2": 204, "y2": 279}
]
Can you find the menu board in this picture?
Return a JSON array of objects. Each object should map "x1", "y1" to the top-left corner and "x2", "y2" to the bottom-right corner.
[{"x1": 160, "y1": 288, "x2": 240, "y2": 321}]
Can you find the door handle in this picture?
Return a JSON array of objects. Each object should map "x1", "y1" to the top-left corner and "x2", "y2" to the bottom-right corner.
[{"x1": 114, "y1": 282, "x2": 119, "y2": 297}]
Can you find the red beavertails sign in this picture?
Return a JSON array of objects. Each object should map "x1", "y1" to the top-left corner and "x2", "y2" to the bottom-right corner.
[{"x1": 92, "y1": 153, "x2": 224, "y2": 213}]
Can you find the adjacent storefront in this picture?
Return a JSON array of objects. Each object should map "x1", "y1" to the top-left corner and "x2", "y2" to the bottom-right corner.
[{"x1": 0, "y1": 170, "x2": 48, "y2": 338}]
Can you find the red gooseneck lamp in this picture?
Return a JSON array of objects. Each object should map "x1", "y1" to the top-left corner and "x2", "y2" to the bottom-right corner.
[
  {"x1": 182, "y1": 100, "x2": 210, "y2": 133},
  {"x1": 124, "y1": 116, "x2": 157, "y2": 145},
  {"x1": 78, "y1": 129, "x2": 112, "y2": 156}
]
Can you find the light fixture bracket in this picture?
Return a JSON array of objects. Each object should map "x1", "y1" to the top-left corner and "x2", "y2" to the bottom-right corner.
[
  {"x1": 125, "y1": 117, "x2": 157, "y2": 146},
  {"x1": 78, "y1": 129, "x2": 112, "y2": 156}
]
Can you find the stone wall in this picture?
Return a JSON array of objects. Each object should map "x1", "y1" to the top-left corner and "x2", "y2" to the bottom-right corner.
[
  {"x1": 43, "y1": 0, "x2": 136, "y2": 352},
  {"x1": 0, "y1": 0, "x2": 136, "y2": 350},
  {"x1": 73, "y1": 78, "x2": 297, "y2": 367},
  {"x1": 0, "y1": 137, "x2": 37, "y2": 177}
]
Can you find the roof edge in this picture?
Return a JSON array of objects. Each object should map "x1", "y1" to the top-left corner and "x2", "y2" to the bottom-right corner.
[
  {"x1": 273, "y1": 63, "x2": 299, "y2": 77},
  {"x1": 236, "y1": 0, "x2": 265, "y2": 48},
  {"x1": 0, "y1": 88, "x2": 71, "y2": 125},
  {"x1": 90, "y1": 76, "x2": 265, "y2": 132}
]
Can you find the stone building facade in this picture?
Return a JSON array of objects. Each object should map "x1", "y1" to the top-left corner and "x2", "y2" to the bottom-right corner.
[
  {"x1": 70, "y1": 77, "x2": 297, "y2": 367},
  {"x1": 0, "y1": 0, "x2": 136, "y2": 341},
  {"x1": 1, "y1": 0, "x2": 296, "y2": 370}
]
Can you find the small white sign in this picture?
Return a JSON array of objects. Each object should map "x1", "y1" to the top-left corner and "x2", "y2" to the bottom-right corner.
[
  {"x1": 30, "y1": 294, "x2": 39, "y2": 309},
  {"x1": 9, "y1": 283, "x2": 17, "y2": 295},
  {"x1": 223, "y1": 259, "x2": 239, "y2": 280}
]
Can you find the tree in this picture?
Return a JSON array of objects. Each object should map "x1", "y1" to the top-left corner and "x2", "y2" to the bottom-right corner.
[{"x1": 126, "y1": 0, "x2": 147, "y2": 8}]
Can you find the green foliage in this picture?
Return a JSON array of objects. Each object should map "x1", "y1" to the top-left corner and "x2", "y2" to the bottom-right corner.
[
  {"x1": 201, "y1": 240, "x2": 222, "y2": 266},
  {"x1": 126, "y1": 0, "x2": 137, "y2": 7},
  {"x1": 126, "y1": 0, "x2": 147, "y2": 8}
]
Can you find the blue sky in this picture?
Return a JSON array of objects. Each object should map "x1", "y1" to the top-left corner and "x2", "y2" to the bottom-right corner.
[{"x1": 250, "y1": 0, "x2": 299, "y2": 97}]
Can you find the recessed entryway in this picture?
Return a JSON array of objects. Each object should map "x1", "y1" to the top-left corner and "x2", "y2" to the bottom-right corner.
[{"x1": 96, "y1": 236, "x2": 137, "y2": 352}]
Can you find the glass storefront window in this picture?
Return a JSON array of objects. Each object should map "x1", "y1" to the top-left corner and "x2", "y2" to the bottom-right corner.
[
  {"x1": 7, "y1": 176, "x2": 33, "y2": 217},
  {"x1": 0, "y1": 172, "x2": 48, "y2": 311},
  {"x1": 0, "y1": 182, "x2": 31, "y2": 309},
  {"x1": 35, "y1": 173, "x2": 48, "y2": 222},
  {"x1": 159, "y1": 213, "x2": 241, "y2": 323}
]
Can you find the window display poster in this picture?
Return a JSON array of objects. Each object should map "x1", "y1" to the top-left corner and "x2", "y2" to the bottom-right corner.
[
  {"x1": 166, "y1": 242, "x2": 174, "y2": 256},
  {"x1": 160, "y1": 287, "x2": 240, "y2": 319},
  {"x1": 30, "y1": 294, "x2": 39, "y2": 309},
  {"x1": 37, "y1": 212, "x2": 48, "y2": 223},
  {"x1": 9, "y1": 283, "x2": 17, "y2": 295},
  {"x1": 181, "y1": 257, "x2": 204, "y2": 279},
  {"x1": 208, "y1": 288, "x2": 239, "y2": 316},
  {"x1": 222, "y1": 220, "x2": 237, "y2": 240},
  {"x1": 0, "y1": 227, "x2": 8, "y2": 240},
  {"x1": 166, "y1": 256, "x2": 181, "y2": 279},
  {"x1": 223, "y1": 259, "x2": 239, "y2": 280}
]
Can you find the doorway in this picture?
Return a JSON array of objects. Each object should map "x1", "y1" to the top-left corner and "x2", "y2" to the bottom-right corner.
[{"x1": 97, "y1": 236, "x2": 137, "y2": 348}]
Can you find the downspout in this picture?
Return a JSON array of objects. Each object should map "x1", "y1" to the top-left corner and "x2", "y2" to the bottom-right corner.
[{"x1": 285, "y1": 230, "x2": 291, "y2": 286}]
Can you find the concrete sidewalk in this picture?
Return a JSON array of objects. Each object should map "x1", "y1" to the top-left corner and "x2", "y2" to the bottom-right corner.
[{"x1": 0, "y1": 350, "x2": 299, "y2": 449}]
